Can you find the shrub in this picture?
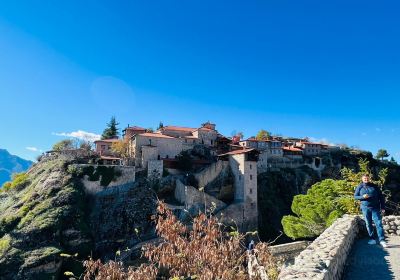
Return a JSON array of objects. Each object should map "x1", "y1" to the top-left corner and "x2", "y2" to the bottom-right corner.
[
  {"x1": 1, "y1": 172, "x2": 30, "y2": 192},
  {"x1": 82, "y1": 202, "x2": 278, "y2": 280}
]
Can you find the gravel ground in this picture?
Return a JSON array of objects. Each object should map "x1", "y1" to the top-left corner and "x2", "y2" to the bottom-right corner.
[{"x1": 343, "y1": 235, "x2": 400, "y2": 280}]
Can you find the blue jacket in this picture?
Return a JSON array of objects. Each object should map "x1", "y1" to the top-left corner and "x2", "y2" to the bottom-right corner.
[{"x1": 354, "y1": 182, "x2": 385, "y2": 210}]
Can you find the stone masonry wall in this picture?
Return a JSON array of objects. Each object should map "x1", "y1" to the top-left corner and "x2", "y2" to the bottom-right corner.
[
  {"x1": 278, "y1": 215, "x2": 361, "y2": 280},
  {"x1": 174, "y1": 179, "x2": 226, "y2": 213},
  {"x1": 194, "y1": 160, "x2": 229, "y2": 190},
  {"x1": 382, "y1": 215, "x2": 400, "y2": 236}
]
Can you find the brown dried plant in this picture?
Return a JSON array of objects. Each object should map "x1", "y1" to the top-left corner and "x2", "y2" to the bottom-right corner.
[{"x1": 81, "y1": 201, "x2": 278, "y2": 280}]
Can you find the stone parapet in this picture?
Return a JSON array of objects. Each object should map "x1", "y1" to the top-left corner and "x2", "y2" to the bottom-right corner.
[
  {"x1": 382, "y1": 215, "x2": 400, "y2": 236},
  {"x1": 278, "y1": 215, "x2": 361, "y2": 280}
]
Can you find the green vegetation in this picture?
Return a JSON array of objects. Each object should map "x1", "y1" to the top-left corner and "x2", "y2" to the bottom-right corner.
[
  {"x1": 1, "y1": 172, "x2": 30, "y2": 192},
  {"x1": 256, "y1": 129, "x2": 271, "y2": 140},
  {"x1": 75, "y1": 165, "x2": 122, "y2": 186},
  {"x1": 376, "y1": 149, "x2": 390, "y2": 161},
  {"x1": 0, "y1": 235, "x2": 11, "y2": 255},
  {"x1": 101, "y1": 116, "x2": 119, "y2": 139},
  {"x1": 176, "y1": 150, "x2": 194, "y2": 171},
  {"x1": 52, "y1": 139, "x2": 75, "y2": 151},
  {"x1": 282, "y1": 159, "x2": 389, "y2": 239}
]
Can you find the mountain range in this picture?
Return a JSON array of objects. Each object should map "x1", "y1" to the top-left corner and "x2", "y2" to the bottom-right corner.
[{"x1": 0, "y1": 149, "x2": 33, "y2": 186}]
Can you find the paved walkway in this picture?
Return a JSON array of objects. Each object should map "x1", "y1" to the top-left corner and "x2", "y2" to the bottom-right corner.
[{"x1": 343, "y1": 236, "x2": 400, "y2": 280}]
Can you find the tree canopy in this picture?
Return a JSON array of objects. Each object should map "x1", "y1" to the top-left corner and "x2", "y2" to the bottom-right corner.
[
  {"x1": 282, "y1": 158, "x2": 389, "y2": 239},
  {"x1": 256, "y1": 129, "x2": 271, "y2": 140},
  {"x1": 101, "y1": 116, "x2": 119, "y2": 140},
  {"x1": 52, "y1": 139, "x2": 75, "y2": 151},
  {"x1": 376, "y1": 149, "x2": 389, "y2": 161}
]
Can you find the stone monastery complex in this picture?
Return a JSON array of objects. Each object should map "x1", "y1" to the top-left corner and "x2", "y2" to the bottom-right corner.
[{"x1": 91, "y1": 121, "x2": 341, "y2": 231}]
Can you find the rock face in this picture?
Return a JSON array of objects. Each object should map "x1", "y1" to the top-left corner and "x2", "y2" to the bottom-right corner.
[{"x1": 0, "y1": 156, "x2": 157, "y2": 280}]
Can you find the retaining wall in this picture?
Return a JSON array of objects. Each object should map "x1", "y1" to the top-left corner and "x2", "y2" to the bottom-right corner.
[{"x1": 382, "y1": 215, "x2": 400, "y2": 235}]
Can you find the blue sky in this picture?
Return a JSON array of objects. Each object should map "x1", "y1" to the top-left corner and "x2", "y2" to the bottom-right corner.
[{"x1": 1, "y1": 1, "x2": 400, "y2": 161}]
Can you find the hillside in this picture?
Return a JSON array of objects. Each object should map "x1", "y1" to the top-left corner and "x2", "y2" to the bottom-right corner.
[
  {"x1": 0, "y1": 155, "x2": 157, "y2": 280},
  {"x1": 0, "y1": 149, "x2": 33, "y2": 186}
]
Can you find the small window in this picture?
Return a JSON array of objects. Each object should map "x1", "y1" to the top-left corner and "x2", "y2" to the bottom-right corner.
[
  {"x1": 250, "y1": 202, "x2": 254, "y2": 207},
  {"x1": 166, "y1": 155, "x2": 169, "y2": 159},
  {"x1": 250, "y1": 175, "x2": 253, "y2": 180},
  {"x1": 249, "y1": 188, "x2": 253, "y2": 194},
  {"x1": 211, "y1": 140, "x2": 213, "y2": 145},
  {"x1": 157, "y1": 155, "x2": 160, "y2": 160},
  {"x1": 250, "y1": 164, "x2": 252, "y2": 169}
]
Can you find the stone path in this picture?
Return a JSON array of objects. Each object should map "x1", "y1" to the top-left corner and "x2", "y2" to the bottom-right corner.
[{"x1": 343, "y1": 235, "x2": 400, "y2": 280}]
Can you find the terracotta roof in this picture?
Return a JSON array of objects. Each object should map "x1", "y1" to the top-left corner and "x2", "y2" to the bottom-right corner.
[
  {"x1": 138, "y1": 132, "x2": 176, "y2": 139},
  {"x1": 94, "y1": 139, "x2": 120, "y2": 143},
  {"x1": 218, "y1": 148, "x2": 256, "y2": 156},
  {"x1": 299, "y1": 141, "x2": 323, "y2": 145},
  {"x1": 100, "y1": 156, "x2": 121, "y2": 160},
  {"x1": 283, "y1": 147, "x2": 303, "y2": 152},
  {"x1": 162, "y1": 126, "x2": 196, "y2": 132},
  {"x1": 125, "y1": 126, "x2": 146, "y2": 131}
]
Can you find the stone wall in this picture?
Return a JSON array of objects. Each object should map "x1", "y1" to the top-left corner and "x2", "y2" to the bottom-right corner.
[
  {"x1": 382, "y1": 215, "x2": 400, "y2": 235},
  {"x1": 147, "y1": 160, "x2": 163, "y2": 179},
  {"x1": 174, "y1": 179, "x2": 226, "y2": 213},
  {"x1": 278, "y1": 215, "x2": 361, "y2": 280},
  {"x1": 77, "y1": 164, "x2": 136, "y2": 194},
  {"x1": 194, "y1": 160, "x2": 229, "y2": 190}
]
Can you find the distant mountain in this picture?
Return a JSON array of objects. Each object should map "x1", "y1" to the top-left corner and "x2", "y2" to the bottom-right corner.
[{"x1": 0, "y1": 149, "x2": 33, "y2": 186}]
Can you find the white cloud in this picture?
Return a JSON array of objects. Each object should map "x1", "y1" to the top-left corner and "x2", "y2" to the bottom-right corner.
[
  {"x1": 26, "y1": 147, "x2": 42, "y2": 152},
  {"x1": 52, "y1": 130, "x2": 101, "y2": 142}
]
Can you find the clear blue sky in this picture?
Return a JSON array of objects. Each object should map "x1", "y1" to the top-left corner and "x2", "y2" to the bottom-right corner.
[{"x1": 1, "y1": 1, "x2": 400, "y2": 161}]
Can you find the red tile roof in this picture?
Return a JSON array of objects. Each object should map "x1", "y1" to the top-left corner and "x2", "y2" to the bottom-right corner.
[
  {"x1": 138, "y1": 132, "x2": 176, "y2": 139},
  {"x1": 218, "y1": 148, "x2": 256, "y2": 156},
  {"x1": 125, "y1": 126, "x2": 146, "y2": 131},
  {"x1": 94, "y1": 139, "x2": 120, "y2": 143},
  {"x1": 100, "y1": 156, "x2": 121, "y2": 160},
  {"x1": 162, "y1": 126, "x2": 196, "y2": 132},
  {"x1": 283, "y1": 147, "x2": 303, "y2": 152}
]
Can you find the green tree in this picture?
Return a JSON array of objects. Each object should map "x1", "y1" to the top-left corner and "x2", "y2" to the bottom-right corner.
[
  {"x1": 157, "y1": 121, "x2": 164, "y2": 130},
  {"x1": 390, "y1": 157, "x2": 398, "y2": 165},
  {"x1": 52, "y1": 139, "x2": 75, "y2": 151},
  {"x1": 256, "y1": 129, "x2": 271, "y2": 140},
  {"x1": 176, "y1": 151, "x2": 193, "y2": 172},
  {"x1": 101, "y1": 116, "x2": 119, "y2": 139},
  {"x1": 282, "y1": 159, "x2": 389, "y2": 239},
  {"x1": 376, "y1": 149, "x2": 389, "y2": 161}
]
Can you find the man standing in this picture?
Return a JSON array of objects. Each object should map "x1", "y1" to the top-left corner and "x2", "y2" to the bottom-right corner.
[{"x1": 354, "y1": 174, "x2": 387, "y2": 247}]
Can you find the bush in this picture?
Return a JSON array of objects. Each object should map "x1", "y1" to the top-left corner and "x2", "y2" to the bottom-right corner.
[
  {"x1": 1, "y1": 173, "x2": 30, "y2": 192},
  {"x1": 82, "y1": 202, "x2": 279, "y2": 280}
]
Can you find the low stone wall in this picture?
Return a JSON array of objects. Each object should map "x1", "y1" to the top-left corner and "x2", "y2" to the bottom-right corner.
[
  {"x1": 382, "y1": 215, "x2": 400, "y2": 235},
  {"x1": 278, "y1": 215, "x2": 361, "y2": 280},
  {"x1": 269, "y1": 241, "x2": 311, "y2": 266}
]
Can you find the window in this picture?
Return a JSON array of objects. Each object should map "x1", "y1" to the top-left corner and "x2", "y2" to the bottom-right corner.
[
  {"x1": 250, "y1": 175, "x2": 253, "y2": 180},
  {"x1": 166, "y1": 155, "x2": 169, "y2": 159},
  {"x1": 249, "y1": 188, "x2": 253, "y2": 194},
  {"x1": 250, "y1": 164, "x2": 252, "y2": 169},
  {"x1": 157, "y1": 155, "x2": 160, "y2": 160},
  {"x1": 211, "y1": 140, "x2": 213, "y2": 145},
  {"x1": 251, "y1": 202, "x2": 254, "y2": 207},
  {"x1": 149, "y1": 139, "x2": 152, "y2": 145}
]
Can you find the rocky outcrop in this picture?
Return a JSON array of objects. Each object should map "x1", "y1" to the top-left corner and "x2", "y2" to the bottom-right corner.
[{"x1": 0, "y1": 156, "x2": 157, "y2": 279}]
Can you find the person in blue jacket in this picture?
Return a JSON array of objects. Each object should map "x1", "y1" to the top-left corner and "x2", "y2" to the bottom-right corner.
[{"x1": 354, "y1": 174, "x2": 387, "y2": 247}]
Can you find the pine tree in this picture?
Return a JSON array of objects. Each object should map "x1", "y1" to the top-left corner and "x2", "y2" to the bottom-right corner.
[{"x1": 101, "y1": 116, "x2": 119, "y2": 139}]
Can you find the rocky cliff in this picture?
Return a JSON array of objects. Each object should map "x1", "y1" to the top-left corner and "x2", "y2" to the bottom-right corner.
[{"x1": 0, "y1": 156, "x2": 157, "y2": 280}]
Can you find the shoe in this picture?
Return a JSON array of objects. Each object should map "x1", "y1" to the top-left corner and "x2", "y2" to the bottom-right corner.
[
  {"x1": 368, "y1": 239, "x2": 377, "y2": 245},
  {"x1": 380, "y1": 241, "x2": 388, "y2": 248}
]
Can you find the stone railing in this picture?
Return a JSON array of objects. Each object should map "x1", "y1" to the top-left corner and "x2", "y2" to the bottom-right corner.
[
  {"x1": 278, "y1": 215, "x2": 361, "y2": 280},
  {"x1": 382, "y1": 215, "x2": 400, "y2": 235}
]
